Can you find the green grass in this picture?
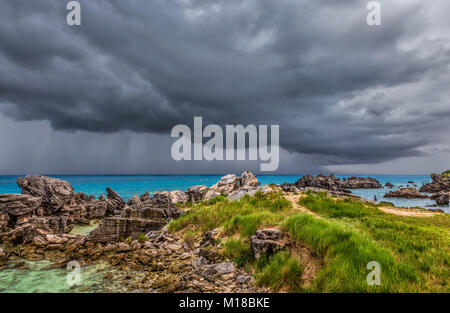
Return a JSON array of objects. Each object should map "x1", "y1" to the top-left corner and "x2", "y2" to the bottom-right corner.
[
  {"x1": 169, "y1": 189, "x2": 449, "y2": 293},
  {"x1": 296, "y1": 192, "x2": 450, "y2": 292},
  {"x1": 169, "y1": 191, "x2": 291, "y2": 233},
  {"x1": 284, "y1": 214, "x2": 417, "y2": 292},
  {"x1": 222, "y1": 239, "x2": 254, "y2": 267},
  {"x1": 255, "y1": 251, "x2": 304, "y2": 292}
]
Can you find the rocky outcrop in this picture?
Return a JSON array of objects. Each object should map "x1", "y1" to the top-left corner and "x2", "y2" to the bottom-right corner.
[
  {"x1": 153, "y1": 190, "x2": 187, "y2": 205},
  {"x1": 17, "y1": 176, "x2": 74, "y2": 212},
  {"x1": 0, "y1": 194, "x2": 42, "y2": 217},
  {"x1": 1, "y1": 216, "x2": 70, "y2": 244},
  {"x1": 251, "y1": 229, "x2": 285, "y2": 259},
  {"x1": 282, "y1": 174, "x2": 382, "y2": 194},
  {"x1": 106, "y1": 188, "x2": 125, "y2": 214},
  {"x1": 87, "y1": 193, "x2": 182, "y2": 243},
  {"x1": 240, "y1": 171, "x2": 260, "y2": 188},
  {"x1": 385, "y1": 182, "x2": 394, "y2": 188},
  {"x1": 384, "y1": 188, "x2": 429, "y2": 199},
  {"x1": 431, "y1": 191, "x2": 450, "y2": 205},
  {"x1": 127, "y1": 195, "x2": 142, "y2": 206},
  {"x1": 420, "y1": 173, "x2": 450, "y2": 193},
  {"x1": 87, "y1": 217, "x2": 164, "y2": 243},
  {"x1": 341, "y1": 176, "x2": 382, "y2": 189},
  {"x1": 186, "y1": 185, "x2": 208, "y2": 203},
  {"x1": 203, "y1": 172, "x2": 270, "y2": 202},
  {"x1": 204, "y1": 175, "x2": 239, "y2": 201}
]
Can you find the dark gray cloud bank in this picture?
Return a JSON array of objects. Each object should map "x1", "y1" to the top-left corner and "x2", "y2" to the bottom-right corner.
[{"x1": 0, "y1": 0, "x2": 449, "y2": 174}]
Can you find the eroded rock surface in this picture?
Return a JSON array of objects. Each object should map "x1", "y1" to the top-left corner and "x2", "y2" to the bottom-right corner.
[
  {"x1": 384, "y1": 188, "x2": 429, "y2": 199},
  {"x1": 251, "y1": 229, "x2": 285, "y2": 259}
]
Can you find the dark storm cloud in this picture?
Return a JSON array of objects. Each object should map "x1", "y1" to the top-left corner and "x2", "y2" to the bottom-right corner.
[{"x1": 0, "y1": 0, "x2": 449, "y2": 166}]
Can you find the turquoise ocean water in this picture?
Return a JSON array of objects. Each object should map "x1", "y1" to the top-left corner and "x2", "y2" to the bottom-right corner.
[{"x1": 0, "y1": 174, "x2": 447, "y2": 212}]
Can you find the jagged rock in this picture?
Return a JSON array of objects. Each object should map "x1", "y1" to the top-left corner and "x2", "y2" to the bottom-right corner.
[
  {"x1": 142, "y1": 194, "x2": 184, "y2": 219},
  {"x1": 280, "y1": 183, "x2": 300, "y2": 193},
  {"x1": 200, "y1": 262, "x2": 235, "y2": 282},
  {"x1": 285, "y1": 174, "x2": 381, "y2": 193},
  {"x1": 431, "y1": 191, "x2": 449, "y2": 205},
  {"x1": 385, "y1": 182, "x2": 394, "y2": 188},
  {"x1": 251, "y1": 229, "x2": 284, "y2": 259},
  {"x1": 228, "y1": 185, "x2": 272, "y2": 201},
  {"x1": 204, "y1": 175, "x2": 239, "y2": 201},
  {"x1": 0, "y1": 248, "x2": 8, "y2": 266},
  {"x1": 106, "y1": 188, "x2": 125, "y2": 212},
  {"x1": 85, "y1": 199, "x2": 108, "y2": 219},
  {"x1": 240, "y1": 171, "x2": 260, "y2": 188},
  {"x1": 127, "y1": 195, "x2": 142, "y2": 207},
  {"x1": 17, "y1": 176, "x2": 74, "y2": 211},
  {"x1": 153, "y1": 190, "x2": 187, "y2": 204},
  {"x1": 140, "y1": 192, "x2": 150, "y2": 202},
  {"x1": 341, "y1": 177, "x2": 382, "y2": 189},
  {"x1": 186, "y1": 185, "x2": 208, "y2": 203},
  {"x1": 420, "y1": 173, "x2": 450, "y2": 193},
  {"x1": 384, "y1": 188, "x2": 429, "y2": 199},
  {"x1": 0, "y1": 194, "x2": 42, "y2": 217},
  {"x1": 87, "y1": 217, "x2": 165, "y2": 243},
  {"x1": 1, "y1": 216, "x2": 70, "y2": 244},
  {"x1": 200, "y1": 229, "x2": 219, "y2": 247}
]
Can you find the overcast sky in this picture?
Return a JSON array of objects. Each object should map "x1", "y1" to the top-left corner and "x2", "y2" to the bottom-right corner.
[{"x1": 0, "y1": 0, "x2": 449, "y2": 175}]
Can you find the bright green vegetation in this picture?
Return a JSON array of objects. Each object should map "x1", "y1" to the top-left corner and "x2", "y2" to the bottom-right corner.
[
  {"x1": 169, "y1": 191, "x2": 450, "y2": 293},
  {"x1": 169, "y1": 192, "x2": 292, "y2": 233},
  {"x1": 295, "y1": 192, "x2": 449, "y2": 292},
  {"x1": 137, "y1": 233, "x2": 149, "y2": 243},
  {"x1": 442, "y1": 170, "x2": 450, "y2": 179},
  {"x1": 254, "y1": 251, "x2": 304, "y2": 292}
]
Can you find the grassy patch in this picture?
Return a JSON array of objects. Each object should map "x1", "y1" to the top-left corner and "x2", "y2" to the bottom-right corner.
[
  {"x1": 169, "y1": 191, "x2": 291, "y2": 234},
  {"x1": 297, "y1": 192, "x2": 450, "y2": 292},
  {"x1": 255, "y1": 251, "x2": 304, "y2": 292},
  {"x1": 222, "y1": 238, "x2": 254, "y2": 267}
]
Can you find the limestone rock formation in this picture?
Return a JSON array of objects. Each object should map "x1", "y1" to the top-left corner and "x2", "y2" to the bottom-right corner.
[
  {"x1": 432, "y1": 191, "x2": 450, "y2": 205},
  {"x1": 420, "y1": 173, "x2": 450, "y2": 193},
  {"x1": 384, "y1": 188, "x2": 429, "y2": 199},
  {"x1": 17, "y1": 176, "x2": 74, "y2": 211},
  {"x1": 0, "y1": 194, "x2": 42, "y2": 217},
  {"x1": 186, "y1": 185, "x2": 208, "y2": 203},
  {"x1": 251, "y1": 229, "x2": 285, "y2": 259}
]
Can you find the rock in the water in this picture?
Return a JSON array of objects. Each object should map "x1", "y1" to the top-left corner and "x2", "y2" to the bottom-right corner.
[
  {"x1": 385, "y1": 182, "x2": 394, "y2": 188},
  {"x1": 420, "y1": 173, "x2": 450, "y2": 193},
  {"x1": 341, "y1": 176, "x2": 382, "y2": 189},
  {"x1": 0, "y1": 194, "x2": 42, "y2": 217},
  {"x1": 431, "y1": 191, "x2": 450, "y2": 205},
  {"x1": 186, "y1": 185, "x2": 208, "y2": 203},
  {"x1": 251, "y1": 229, "x2": 284, "y2": 259},
  {"x1": 384, "y1": 188, "x2": 429, "y2": 199},
  {"x1": 17, "y1": 176, "x2": 74, "y2": 211}
]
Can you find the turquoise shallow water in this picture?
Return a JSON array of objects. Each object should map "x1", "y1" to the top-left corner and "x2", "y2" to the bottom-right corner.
[{"x1": 0, "y1": 174, "x2": 448, "y2": 212}]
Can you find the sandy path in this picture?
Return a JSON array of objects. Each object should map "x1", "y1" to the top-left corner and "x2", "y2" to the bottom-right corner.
[
  {"x1": 378, "y1": 206, "x2": 441, "y2": 217},
  {"x1": 284, "y1": 193, "x2": 322, "y2": 218}
]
